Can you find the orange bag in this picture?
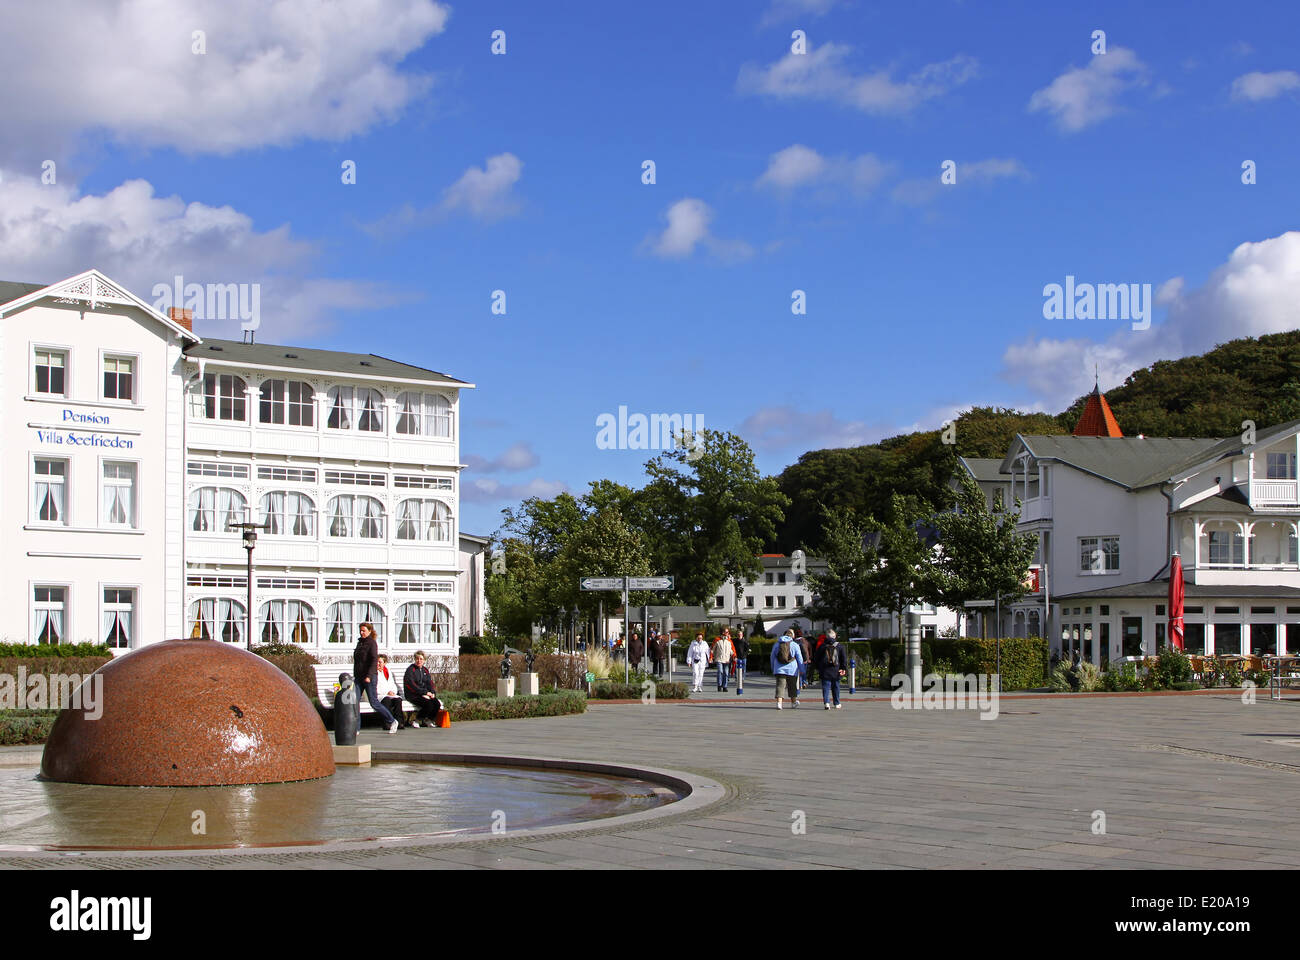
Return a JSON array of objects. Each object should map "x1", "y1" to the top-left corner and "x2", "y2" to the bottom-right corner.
[{"x1": 435, "y1": 709, "x2": 451, "y2": 728}]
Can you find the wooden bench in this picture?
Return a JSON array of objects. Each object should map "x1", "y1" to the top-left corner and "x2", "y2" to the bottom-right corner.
[{"x1": 315, "y1": 664, "x2": 436, "y2": 724}]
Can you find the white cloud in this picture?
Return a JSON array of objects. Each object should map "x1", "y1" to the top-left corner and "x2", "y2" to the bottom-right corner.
[
  {"x1": 1028, "y1": 47, "x2": 1149, "y2": 132},
  {"x1": 1000, "y1": 230, "x2": 1300, "y2": 409},
  {"x1": 441, "y1": 153, "x2": 524, "y2": 221},
  {"x1": 0, "y1": 169, "x2": 396, "y2": 339},
  {"x1": 891, "y1": 157, "x2": 1028, "y2": 206},
  {"x1": 646, "y1": 198, "x2": 753, "y2": 261},
  {"x1": 464, "y1": 442, "x2": 541, "y2": 474},
  {"x1": 0, "y1": 0, "x2": 450, "y2": 160},
  {"x1": 1231, "y1": 70, "x2": 1300, "y2": 102},
  {"x1": 756, "y1": 144, "x2": 888, "y2": 195},
  {"x1": 738, "y1": 43, "x2": 978, "y2": 115},
  {"x1": 461, "y1": 477, "x2": 569, "y2": 504}
]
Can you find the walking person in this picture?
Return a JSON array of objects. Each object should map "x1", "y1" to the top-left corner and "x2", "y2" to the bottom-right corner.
[
  {"x1": 352, "y1": 622, "x2": 399, "y2": 733},
  {"x1": 629, "y1": 632, "x2": 645, "y2": 673},
  {"x1": 403, "y1": 650, "x2": 443, "y2": 726},
  {"x1": 771, "y1": 628, "x2": 804, "y2": 709},
  {"x1": 656, "y1": 632, "x2": 671, "y2": 677},
  {"x1": 649, "y1": 630, "x2": 663, "y2": 676},
  {"x1": 732, "y1": 631, "x2": 749, "y2": 689},
  {"x1": 687, "y1": 633, "x2": 710, "y2": 693},
  {"x1": 815, "y1": 630, "x2": 848, "y2": 709},
  {"x1": 793, "y1": 626, "x2": 812, "y2": 690},
  {"x1": 712, "y1": 630, "x2": 735, "y2": 691}
]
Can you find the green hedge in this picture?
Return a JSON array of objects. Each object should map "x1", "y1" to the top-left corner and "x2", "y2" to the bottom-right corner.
[
  {"x1": 0, "y1": 657, "x2": 112, "y2": 684},
  {"x1": 447, "y1": 691, "x2": 587, "y2": 722},
  {"x1": 0, "y1": 643, "x2": 111, "y2": 658},
  {"x1": 0, "y1": 710, "x2": 58, "y2": 745},
  {"x1": 589, "y1": 681, "x2": 690, "y2": 699},
  {"x1": 252, "y1": 644, "x2": 320, "y2": 701}
]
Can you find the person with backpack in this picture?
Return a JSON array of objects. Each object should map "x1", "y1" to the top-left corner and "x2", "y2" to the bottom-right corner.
[
  {"x1": 793, "y1": 626, "x2": 812, "y2": 690},
  {"x1": 770, "y1": 628, "x2": 804, "y2": 709},
  {"x1": 712, "y1": 630, "x2": 735, "y2": 691},
  {"x1": 815, "y1": 630, "x2": 849, "y2": 709}
]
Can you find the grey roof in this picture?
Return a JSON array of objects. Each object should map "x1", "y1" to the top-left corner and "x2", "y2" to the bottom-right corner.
[
  {"x1": 1159, "y1": 417, "x2": 1300, "y2": 485},
  {"x1": 1173, "y1": 489, "x2": 1251, "y2": 515},
  {"x1": 185, "y1": 338, "x2": 470, "y2": 386},
  {"x1": 1002, "y1": 436, "x2": 1219, "y2": 489},
  {"x1": 1055, "y1": 579, "x2": 1300, "y2": 601},
  {"x1": 0, "y1": 280, "x2": 50, "y2": 306},
  {"x1": 959, "y1": 457, "x2": 1010, "y2": 483}
]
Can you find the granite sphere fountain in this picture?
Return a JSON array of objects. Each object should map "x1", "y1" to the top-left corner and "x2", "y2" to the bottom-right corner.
[{"x1": 40, "y1": 638, "x2": 335, "y2": 786}]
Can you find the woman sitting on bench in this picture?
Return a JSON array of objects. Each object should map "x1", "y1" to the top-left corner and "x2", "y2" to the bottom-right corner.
[
  {"x1": 375, "y1": 654, "x2": 407, "y2": 729},
  {"x1": 403, "y1": 651, "x2": 443, "y2": 727}
]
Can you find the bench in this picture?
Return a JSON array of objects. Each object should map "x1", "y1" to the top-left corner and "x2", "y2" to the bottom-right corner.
[{"x1": 314, "y1": 664, "x2": 439, "y2": 725}]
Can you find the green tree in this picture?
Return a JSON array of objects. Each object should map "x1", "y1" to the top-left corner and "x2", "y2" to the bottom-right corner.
[
  {"x1": 800, "y1": 507, "x2": 880, "y2": 638},
  {"x1": 930, "y1": 472, "x2": 1038, "y2": 618},
  {"x1": 865, "y1": 494, "x2": 939, "y2": 637}
]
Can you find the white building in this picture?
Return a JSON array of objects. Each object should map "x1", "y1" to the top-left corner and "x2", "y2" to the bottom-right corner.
[
  {"x1": 707, "y1": 553, "x2": 957, "y2": 639},
  {"x1": 969, "y1": 390, "x2": 1300, "y2": 662},
  {"x1": 2, "y1": 270, "x2": 473, "y2": 659}
]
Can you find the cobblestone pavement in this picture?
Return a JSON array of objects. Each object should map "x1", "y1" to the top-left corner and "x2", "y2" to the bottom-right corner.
[{"x1": 3, "y1": 689, "x2": 1298, "y2": 869}]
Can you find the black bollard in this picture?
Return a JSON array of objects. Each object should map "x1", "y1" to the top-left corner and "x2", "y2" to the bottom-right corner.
[{"x1": 335, "y1": 673, "x2": 360, "y2": 746}]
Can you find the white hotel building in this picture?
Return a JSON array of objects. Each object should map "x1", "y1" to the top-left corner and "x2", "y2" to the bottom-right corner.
[{"x1": 1, "y1": 270, "x2": 473, "y2": 662}]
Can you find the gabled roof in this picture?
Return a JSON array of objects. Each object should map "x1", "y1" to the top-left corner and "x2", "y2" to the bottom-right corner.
[
  {"x1": 185, "y1": 338, "x2": 472, "y2": 388},
  {"x1": 958, "y1": 457, "x2": 1009, "y2": 483},
  {"x1": 1073, "y1": 386, "x2": 1123, "y2": 437},
  {"x1": 1172, "y1": 488, "x2": 1251, "y2": 515},
  {"x1": 0, "y1": 269, "x2": 200, "y2": 342},
  {"x1": 0, "y1": 281, "x2": 47, "y2": 305},
  {"x1": 1001, "y1": 435, "x2": 1218, "y2": 490},
  {"x1": 1161, "y1": 417, "x2": 1300, "y2": 485}
]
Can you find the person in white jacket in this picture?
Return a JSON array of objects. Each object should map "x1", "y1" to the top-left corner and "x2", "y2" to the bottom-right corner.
[
  {"x1": 686, "y1": 634, "x2": 711, "y2": 693},
  {"x1": 375, "y1": 654, "x2": 406, "y2": 730}
]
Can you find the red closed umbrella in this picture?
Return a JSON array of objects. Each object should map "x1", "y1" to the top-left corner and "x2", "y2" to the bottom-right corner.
[{"x1": 1168, "y1": 554, "x2": 1185, "y2": 651}]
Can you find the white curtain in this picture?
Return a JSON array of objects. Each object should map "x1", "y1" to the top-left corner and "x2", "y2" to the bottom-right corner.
[
  {"x1": 397, "y1": 392, "x2": 421, "y2": 435},
  {"x1": 398, "y1": 604, "x2": 419, "y2": 643},
  {"x1": 426, "y1": 394, "x2": 451, "y2": 437},
  {"x1": 426, "y1": 500, "x2": 450, "y2": 541},
  {"x1": 396, "y1": 499, "x2": 419, "y2": 539},
  {"x1": 35, "y1": 609, "x2": 63, "y2": 643},
  {"x1": 328, "y1": 603, "x2": 348, "y2": 643},
  {"x1": 104, "y1": 483, "x2": 133, "y2": 525},
  {"x1": 359, "y1": 389, "x2": 384, "y2": 432},
  {"x1": 189, "y1": 599, "x2": 245, "y2": 643},
  {"x1": 398, "y1": 603, "x2": 448, "y2": 644},
  {"x1": 329, "y1": 496, "x2": 354, "y2": 538},
  {"x1": 262, "y1": 491, "x2": 286, "y2": 534},
  {"x1": 35, "y1": 476, "x2": 65, "y2": 522},
  {"x1": 360, "y1": 497, "x2": 384, "y2": 539},
  {"x1": 327, "y1": 386, "x2": 353, "y2": 430},
  {"x1": 103, "y1": 609, "x2": 131, "y2": 647},
  {"x1": 290, "y1": 493, "x2": 314, "y2": 536},
  {"x1": 189, "y1": 488, "x2": 246, "y2": 532}
]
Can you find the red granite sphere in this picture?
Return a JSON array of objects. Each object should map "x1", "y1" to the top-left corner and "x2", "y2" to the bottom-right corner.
[{"x1": 41, "y1": 638, "x2": 335, "y2": 786}]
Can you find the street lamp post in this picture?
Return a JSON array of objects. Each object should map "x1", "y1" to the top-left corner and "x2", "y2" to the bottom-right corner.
[{"x1": 229, "y1": 520, "x2": 270, "y2": 650}]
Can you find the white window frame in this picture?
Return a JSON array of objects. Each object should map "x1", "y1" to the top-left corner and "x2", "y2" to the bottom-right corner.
[
  {"x1": 259, "y1": 599, "x2": 316, "y2": 645},
  {"x1": 258, "y1": 379, "x2": 315, "y2": 427},
  {"x1": 395, "y1": 391, "x2": 453, "y2": 438},
  {"x1": 1266, "y1": 452, "x2": 1298, "y2": 480},
  {"x1": 259, "y1": 490, "x2": 317, "y2": 537},
  {"x1": 326, "y1": 494, "x2": 386, "y2": 540},
  {"x1": 326, "y1": 600, "x2": 386, "y2": 644},
  {"x1": 32, "y1": 583, "x2": 70, "y2": 644},
  {"x1": 396, "y1": 601, "x2": 452, "y2": 645},
  {"x1": 100, "y1": 349, "x2": 140, "y2": 405},
  {"x1": 1079, "y1": 536, "x2": 1120, "y2": 575},
  {"x1": 187, "y1": 486, "x2": 249, "y2": 534},
  {"x1": 99, "y1": 457, "x2": 140, "y2": 529},
  {"x1": 188, "y1": 597, "x2": 247, "y2": 643},
  {"x1": 394, "y1": 498, "x2": 452, "y2": 542},
  {"x1": 31, "y1": 455, "x2": 70, "y2": 526},
  {"x1": 191, "y1": 372, "x2": 248, "y2": 422},
  {"x1": 30, "y1": 342, "x2": 71, "y2": 398},
  {"x1": 100, "y1": 584, "x2": 138, "y2": 650}
]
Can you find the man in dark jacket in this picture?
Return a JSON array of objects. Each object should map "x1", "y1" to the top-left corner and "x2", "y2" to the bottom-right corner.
[
  {"x1": 815, "y1": 630, "x2": 849, "y2": 709},
  {"x1": 629, "y1": 632, "x2": 645, "y2": 671},
  {"x1": 403, "y1": 650, "x2": 443, "y2": 726},
  {"x1": 794, "y1": 627, "x2": 812, "y2": 690},
  {"x1": 353, "y1": 622, "x2": 398, "y2": 733}
]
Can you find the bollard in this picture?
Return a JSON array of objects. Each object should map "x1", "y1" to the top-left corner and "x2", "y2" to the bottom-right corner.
[
  {"x1": 736, "y1": 660, "x2": 744, "y2": 695},
  {"x1": 849, "y1": 658, "x2": 856, "y2": 695},
  {"x1": 334, "y1": 673, "x2": 360, "y2": 747}
]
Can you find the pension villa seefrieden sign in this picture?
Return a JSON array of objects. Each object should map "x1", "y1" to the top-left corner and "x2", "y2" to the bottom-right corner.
[{"x1": 34, "y1": 409, "x2": 136, "y2": 449}]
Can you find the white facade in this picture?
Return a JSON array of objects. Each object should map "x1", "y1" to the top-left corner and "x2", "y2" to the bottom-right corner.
[
  {"x1": 2, "y1": 271, "x2": 473, "y2": 660},
  {"x1": 990, "y1": 425, "x2": 1300, "y2": 663}
]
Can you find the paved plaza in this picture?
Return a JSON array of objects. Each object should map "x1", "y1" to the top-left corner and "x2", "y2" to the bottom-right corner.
[{"x1": 2, "y1": 686, "x2": 1298, "y2": 869}]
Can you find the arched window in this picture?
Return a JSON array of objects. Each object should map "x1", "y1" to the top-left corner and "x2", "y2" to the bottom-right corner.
[
  {"x1": 397, "y1": 602, "x2": 452, "y2": 645},
  {"x1": 190, "y1": 373, "x2": 248, "y2": 421},
  {"x1": 326, "y1": 386, "x2": 385, "y2": 432},
  {"x1": 327, "y1": 601, "x2": 385, "y2": 644},
  {"x1": 260, "y1": 600, "x2": 315, "y2": 645},
  {"x1": 188, "y1": 487, "x2": 247, "y2": 533},
  {"x1": 188, "y1": 598, "x2": 246, "y2": 644},
  {"x1": 260, "y1": 491, "x2": 316, "y2": 537},
  {"x1": 396, "y1": 392, "x2": 452, "y2": 438},
  {"x1": 259, "y1": 379, "x2": 314, "y2": 426},
  {"x1": 327, "y1": 495, "x2": 385, "y2": 539},
  {"x1": 395, "y1": 499, "x2": 451, "y2": 542}
]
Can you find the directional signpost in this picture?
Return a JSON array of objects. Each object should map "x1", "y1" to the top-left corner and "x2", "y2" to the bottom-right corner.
[{"x1": 580, "y1": 575, "x2": 675, "y2": 683}]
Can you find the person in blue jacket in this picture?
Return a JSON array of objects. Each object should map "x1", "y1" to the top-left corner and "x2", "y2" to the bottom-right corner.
[{"x1": 770, "y1": 628, "x2": 804, "y2": 709}]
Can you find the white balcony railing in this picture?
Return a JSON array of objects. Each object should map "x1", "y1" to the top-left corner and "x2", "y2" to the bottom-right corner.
[
  {"x1": 1019, "y1": 496, "x2": 1052, "y2": 523},
  {"x1": 1252, "y1": 480, "x2": 1299, "y2": 506}
]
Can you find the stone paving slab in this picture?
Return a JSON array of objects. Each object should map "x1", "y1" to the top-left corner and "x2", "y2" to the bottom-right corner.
[{"x1": 2, "y1": 692, "x2": 1298, "y2": 869}]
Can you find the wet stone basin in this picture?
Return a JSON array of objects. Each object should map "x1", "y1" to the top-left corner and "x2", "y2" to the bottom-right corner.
[{"x1": 0, "y1": 762, "x2": 681, "y2": 851}]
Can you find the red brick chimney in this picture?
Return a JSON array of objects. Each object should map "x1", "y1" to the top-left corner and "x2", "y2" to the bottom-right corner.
[{"x1": 169, "y1": 307, "x2": 194, "y2": 332}]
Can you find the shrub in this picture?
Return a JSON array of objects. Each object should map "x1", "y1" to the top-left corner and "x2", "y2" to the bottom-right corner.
[
  {"x1": 441, "y1": 654, "x2": 586, "y2": 692},
  {"x1": 589, "y1": 681, "x2": 690, "y2": 699},
  {"x1": 1151, "y1": 647, "x2": 1193, "y2": 689},
  {"x1": 458, "y1": 635, "x2": 506, "y2": 655},
  {"x1": 1049, "y1": 662, "x2": 1074, "y2": 692},
  {"x1": 252, "y1": 644, "x2": 319, "y2": 701},
  {"x1": 0, "y1": 657, "x2": 111, "y2": 687},
  {"x1": 949, "y1": 637, "x2": 1049, "y2": 690},
  {"x1": 1170, "y1": 681, "x2": 1201, "y2": 691},
  {"x1": 0, "y1": 642, "x2": 111, "y2": 658},
  {"x1": 1103, "y1": 663, "x2": 1141, "y2": 692},
  {"x1": 447, "y1": 690, "x2": 586, "y2": 722},
  {"x1": 1076, "y1": 660, "x2": 1103, "y2": 692},
  {"x1": 0, "y1": 709, "x2": 58, "y2": 745}
]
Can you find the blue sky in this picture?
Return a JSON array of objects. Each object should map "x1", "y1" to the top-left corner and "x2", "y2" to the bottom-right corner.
[{"x1": 3, "y1": 0, "x2": 1300, "y2": 535}]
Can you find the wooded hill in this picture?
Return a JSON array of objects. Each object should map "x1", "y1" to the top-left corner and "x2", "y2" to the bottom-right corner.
[{"x1": 772, "y1": 330, "x2": 1300, "y2": 552}]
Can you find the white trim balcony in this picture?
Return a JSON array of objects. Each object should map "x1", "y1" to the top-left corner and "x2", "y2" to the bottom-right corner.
[{"x1": 1251, "y1": 479, "x2": 1299, "y2": 506}]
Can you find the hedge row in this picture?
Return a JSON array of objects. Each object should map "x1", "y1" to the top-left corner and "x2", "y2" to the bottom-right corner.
[
  {"x1": 435, "y1": 654, "x2": 587, "y2": 691},
  {"x1": 0, "y1": 657, "x2": 112, "y2": 681},
  {"x1": 0, "y1": 710, "x2": 58, "y2": 745},
  {"x1": 589, "y1": 681, "x2": 690, "y2": 700},
  {"x1": 251, "y1": 644, "x2": 320, "y2": 701},
  {"x1": 446, "y1": 690, "x2": 587, "y2": 722},
  {"x1": 0, "y1": 643, "x2": 111, "y2": 658}
]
